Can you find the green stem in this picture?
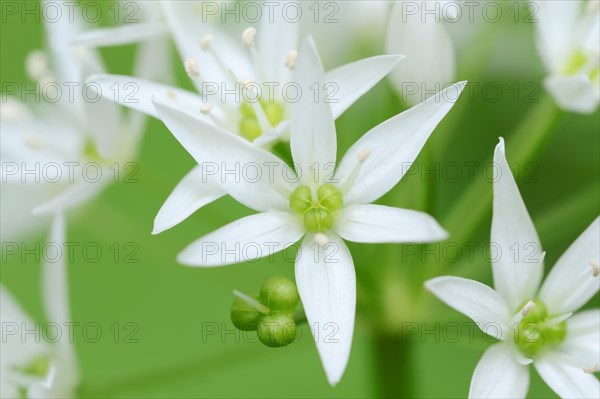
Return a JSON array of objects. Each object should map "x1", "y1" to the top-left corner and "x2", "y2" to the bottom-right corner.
[
  {"x1": 440, "y1": 97, "x2": 562, "y2": 264},
  {"x1": 372, "y1": 331, "x2": 414, "y2": 398}
]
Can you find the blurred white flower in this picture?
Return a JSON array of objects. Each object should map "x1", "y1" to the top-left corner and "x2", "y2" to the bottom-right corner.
[
  {"x1": 532, "y1": 0, "x2": 600, "y2": 114},
  {"x1": 1, "y1": 214, "x2": 80, "y2": 398},
  {"x1": 88, "y1": 0, "x2": 402, "y2": 235},
  {"x1": 1, "y1": 0, "x2": 148, "y2": 242},
  {"x1": 151, "y1": 36, "x2": 465, "y2": 385},
  {"x1": 426, "y1": 138, "x2": 600, "y2": 398}
]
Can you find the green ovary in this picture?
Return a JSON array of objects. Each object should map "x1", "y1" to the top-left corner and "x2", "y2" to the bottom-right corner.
[
  {"x1": 239, "y1": 100, "x2": 284, "y2": 141},
  {"x1": 289, "y1": 184, "x2": 343, "y2": 233},
  {"x1": 515, "y1": 301, "x2": 567, "y2": 359}
]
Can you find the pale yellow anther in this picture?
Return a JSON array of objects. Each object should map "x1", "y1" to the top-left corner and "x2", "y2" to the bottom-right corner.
[
  {"x1": 200, "y1": 104, "x2": 213, "y2": 115},
  {"x1": 242, "y1": 27, "x2": 256, "y2": 48},
  {"x1": 167, "y1": 90, "x2": 177, "y2": 100},
  {"x1": 358, "y1": 148, "x2": 372, "y2": 163},
  {"x1": 284, "y1": 50, "x2": 298, "y2": 70},
  {"x1": 590, "y1": 259, "x2": 599, "y2": 277},
  {"x1": 200, "y1": 34, "x2": 214, "y2": 50},
  {"x1": 520, "y1": 300, "x2": 535, "y2": 317},
  {"x1": 184, "y1": 58, "x2": 200, "y2": 79},
  {"x1": 314, "y1": 233, "x2": 330, "y2": 246},
  {"x1": 583, "y1": 363, "x2": 598, "y2": 374},
  {"x1": 26, "y1": 50, "x2": 49, "y2": 81}
]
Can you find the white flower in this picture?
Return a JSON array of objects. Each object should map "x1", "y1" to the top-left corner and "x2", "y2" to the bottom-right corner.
[
  {"x1": 0, "y1": 1, "x2": 146, "y2": 241},
  {"x1": 88, "y1": 0, "x2": 403, "y2": 235},
  {"x1": 1, "y1": 214, "x2": 80, "y2": 398},
  {"x1": 150, "y1": 36, "x2": 466, "y2": 385},
  {"x1": 425, "y1": 138, "x2": 600, "y2": 398},
  {"x1": 531, "y1": 0, "x2": 600, "y2": 114},
  {"x1": 385, "y1": 1, "x2": 456, "y2": 105}
]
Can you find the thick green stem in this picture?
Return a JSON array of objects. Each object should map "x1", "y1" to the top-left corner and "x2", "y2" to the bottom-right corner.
[
  {"x1": 440, "y1": 97, "x2": 562, "y2": 260},
  {"x1": 372, "y1": 331, "x2": 414, "y2": 398}
]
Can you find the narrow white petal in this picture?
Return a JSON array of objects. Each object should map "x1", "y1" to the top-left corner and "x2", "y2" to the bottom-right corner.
[
  {"x1": 295, "y1": 234, "x2": 356, "y2": 386},
  {"x1": 469, "y1": 343, "x2": 530, "y2": 398},
  {"x1": 87, "y1": 74, "x2": 210, "y2": 120},
  {"x1": 335, "y1": 204, "x2": 447, "y2": 243},
  {"x1": 535, "y1": 351, "x2": 600, "y2": 399},
  {"x1": 386, "y1": 3, "x2": 456, "y2": 106},
  {"x1": 425, "y1": 277, "x2": 511, "y2": 339},
  {"x1": 545, "y1": 75, "x2": 598, "y2": 114},
  {"x1": 178, "y1": 212, "x2": 304, "y2": 267},
  {"x1": 326, "y1": 55, "x2": 404, "y2": 118},
  {"x1": 258, "y1": 1, "x2": 298, "y2": 83},
  {"x1": 336, "y1": 82, "x2": 466, "y2": 205},
  {"x1": 491, "y1": 138, "x2": 544, "y2": 311},
  {"x1": 153, "y1": 166, "x2": 226, "y2": 234},
  {"x1": 152, "y1": 97, "x2": 295, "y2": 212},
  {"x1": 559, "y1": 309, "x2": 600, "y2": 370},
  {"x1": 539, "y1": 217, "x2": 600, "y2": 314},
  {"x1": 71, "y1": 23, "x2": 167, "y2": 47},
  {"x1": 290, "y1": 36, "x2": 337, "y2": 187},
  {"x1": 32, "y1": 177, "x2": 109, "y2": 216}
]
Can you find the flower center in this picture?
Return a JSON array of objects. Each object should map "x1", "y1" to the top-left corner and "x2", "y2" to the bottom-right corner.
[
  {"x1": 515, "y1": 301, "x2": 567, "y2": 359},
  {"x1": 289, "y1": 184, "x2": 343, "y2": 233},
  {"x1": 562, "y1": 49, "x2": 599, "y2": 81},
  {"x1": 239, "y1": 100, "x2": 284, "y2": 141}
]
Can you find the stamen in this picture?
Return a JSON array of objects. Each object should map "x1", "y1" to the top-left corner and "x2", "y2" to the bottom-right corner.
[
  {"x1": 241, "y1": 27, "x2": 256, "y2": 48},
  {"x1": 314, "y1": 233, "x2": 329, "y2": 246},
  {"x1": 284, "y1": 50, "x2": 298, "y2": 70},
  {"x1": 590, "y1": 259, "x2": 599, "y2": 277},
  {"x1": 545, "y1": 312, "x2": 572, "y2": 328},
  {"x1": 25, "y1": 50, "x2": 49, "y2": 81},
  {"x1": 200, "y1": 104, "x2": 213, "y2": 115},
  {"x1": 200, "y1": 34, "x2": 214, "y2": 50},
  {"x1": 358, "y1": 148, "x2": 372, "y2": 163},
  {"x1": 339, "y1": 148, "x2": 372, "y2": 193},
  {"x1": 520, "y1": 300, "x2": 535, "y2": 317},
  {"x1": 167, "y1": 90, "x2": 177, "y2": 100},
  {"x1": 184, "y1": 58, "x2": 200, "y2": 79},
  {"x1": 583, "y1": 364, "x2": 598, "y2": 374},
  {"x1": 233, "y1": 289, "x2": 269, "y2": 314}
]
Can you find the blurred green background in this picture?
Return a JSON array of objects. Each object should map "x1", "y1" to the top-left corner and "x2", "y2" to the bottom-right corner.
[{"x1": 1, "y1": 1, "x2": 598, "y2": 397}]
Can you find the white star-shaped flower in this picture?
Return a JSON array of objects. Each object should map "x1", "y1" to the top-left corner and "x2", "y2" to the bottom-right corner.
[
  {"x1": 87, "y1": 1, "x2": 403, "y2": 235},
  {"x1": 531, "y1": 0, "x2": 600, "y2": 114},
  {"x1": 1, "y1": 214, "x2": 79, "y2": 398},
  {"x1": 150, "y1": 36, "x2": 466, "y2": 385},
  {"x1": 426, "y1": 138, "x2": 600, "y2": 398}
]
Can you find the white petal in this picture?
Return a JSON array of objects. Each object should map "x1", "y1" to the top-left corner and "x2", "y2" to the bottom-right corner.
[
  {"x1": 336, "y1": 82, "x2": 467, "y2": 205},
  {"x1": 326, "y1": 55, "x2": 404, "y2": 118},
  {"x1": 539, "y1": 217, "x2": 600, "y2": 315},
  {"x1": 295, "y1": 234, "x2": 356, "y2": 386},
  {"x1": 32, "y1": 177, "x2": 109, "y2": 215},
  {"x1": 153, "y1": 166, "x2": 226, "y2": 234},
  {"x1": 469, "y1": 343, "x2": 530, "y2": 398},
  {"x1": 152, "y1": 97, "x2": 295, "y2": 212},
  {"x1": 559, "y1": 309, "x2": 600, "y2": 370},
  {"x1": 535, "y1": 351, "x2": 600, "y2": 399},
  {"x1": 258, "y1": 1, "x2": 298, "y2": 83},
  {"x1": 491, "y1": 138, "x2": 544, "y2": 311},
  {"x1": 290, "y1": 36, "x2": 337, "y2": 186},
  {"x1": 87, "y1": 74, "x2": 209, "y2": 120},
  {"x1": 545, "y1": 75, "x2": 599, "y2": 114},
  {"x1": 178, "y1": 212, "x2": 304, "y2": 267},
  {"x1": 71, "y1": 23, "x2": 167, "y2": 47},
  {"x1": 385, "y1": 3, "x2": 456, "y2": 106},
  {"x1": 425, "y1": 277, "x2": 511, "y2": 339},
  {"x1": 335, "y1": 204, "x2": 447, "y2": 243}
]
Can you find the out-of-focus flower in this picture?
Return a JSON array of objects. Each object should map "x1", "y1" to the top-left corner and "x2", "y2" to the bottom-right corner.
[
  {"x1": 88, "y1": 1, "x2": 402, "y2": 235},
  {"x1": 151, "y1": 36, "x2": 465, "y2": 385},
  {"x1": 1, "y1": 214, "x2": 80, "y2": 398},
  {"x1": 532, "y1": 0, "x2": 600, "y2": 114},
  {"x1": 426, "y1": 138, "x2": 600, "y2": 398},
  {"x1": 0, "y1": 1, "x2": 147, "y2": 242}
]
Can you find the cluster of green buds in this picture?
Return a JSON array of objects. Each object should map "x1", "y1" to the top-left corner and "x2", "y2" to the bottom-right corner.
[
  {"x1": 289, "y1": 184, "x2": 344, "y2": 233},
  {"x1": 239, "y1": 100, "x2": 284, "y2": 141},
  {"x1": 513, "y1": 300, "x2": 567, "y2": 358},
  {"x1": 231, "y1": 276, "x2": 300, "y2": 347}
]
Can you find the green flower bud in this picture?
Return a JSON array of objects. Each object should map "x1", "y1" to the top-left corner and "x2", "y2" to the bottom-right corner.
[
  {"x1": 240, "y1": 117, "x2": 262, "y2": 141},
  {"x1": 240, "y1": 101, "x2": 256, "y2": 117},
  {"x1": 259, "y1": 276, "x2": 300, "y2": 311},
  {"x1": 289, "y1": 185, "x2": 313, "y2": 214},
  {"x1": 317, "y1": 183, "x2": 343, "y2": 211},
  {"x1": 231, "y1": 296, "x2": 262, "y2": 331},
  {"x1": 263, "y1": 101, "x2": 284, "y2": 126},
  {"x1": 257, "y1": 312, "x2": 297, "y2": 347},
  {"x1": 304, "y1": 207, "x2": 333, "y2": 233}
]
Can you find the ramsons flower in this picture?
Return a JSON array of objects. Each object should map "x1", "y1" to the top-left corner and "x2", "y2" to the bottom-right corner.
[
  {"x1": 532, "y1": 0, "x2": 600, "y2": 113},
  {"x1": 0, "y1": 214, "x2": 79, "y2": 398},
  {"x1": 0, "y1": 0, "x2": 147, "y2": 241},
  {"x1": 150, "y1": 36, "x2": 466, "y2": 385},
  {"x1": 426, "y1": 138, "x2": 599, "y2": 398},
  {"x1": 88, "y1": 0, "x2": 402, "y2": 235}
]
